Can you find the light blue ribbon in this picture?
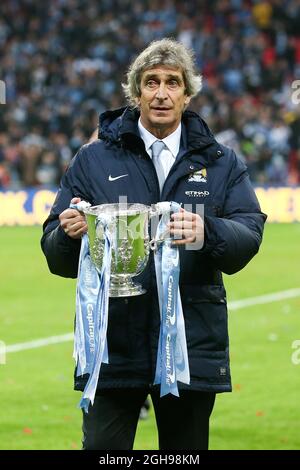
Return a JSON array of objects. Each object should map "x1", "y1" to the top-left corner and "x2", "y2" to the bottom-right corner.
[
  {"x1": 154, "y1": 202, "x2": 190, "y2": 397},
  {"x1": 71, "y1": 202, "x2": 112, "y2": 412},
  {"x1": 73, "y1": 233, "x2": 99, "y2": 377}
]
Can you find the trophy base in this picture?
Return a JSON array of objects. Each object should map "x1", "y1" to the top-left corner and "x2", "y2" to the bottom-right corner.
[{"x1": 109, "y1": 275, "x2": 146, "y2": 297}]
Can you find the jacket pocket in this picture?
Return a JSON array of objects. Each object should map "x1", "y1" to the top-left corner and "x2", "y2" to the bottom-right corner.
[{"x1": 182, "y1": 285, "x2": 228, "y2": 352}]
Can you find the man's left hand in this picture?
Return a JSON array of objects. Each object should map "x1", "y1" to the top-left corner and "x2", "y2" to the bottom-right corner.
[{"x1": 168, "y1": 208, "x2": 204, "y2": 247}]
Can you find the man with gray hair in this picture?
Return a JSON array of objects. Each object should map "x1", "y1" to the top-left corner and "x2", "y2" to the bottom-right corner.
[{"x1": 41, "y1": 38, "x2": 266, "y2": 450}]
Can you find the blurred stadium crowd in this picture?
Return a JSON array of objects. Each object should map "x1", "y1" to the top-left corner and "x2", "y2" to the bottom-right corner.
[{"x1": 1, "y1": 0, "x2": 300, "y2": 189}]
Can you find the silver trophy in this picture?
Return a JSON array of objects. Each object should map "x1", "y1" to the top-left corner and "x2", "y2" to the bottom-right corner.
[{"x1": 82, "y1": 202, "x2": 170, "y2": 297}]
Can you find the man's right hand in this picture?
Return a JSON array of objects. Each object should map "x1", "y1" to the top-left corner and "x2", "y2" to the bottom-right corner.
[{"x1": 59, "y1": 197, "x2": 88, "y2": 239}]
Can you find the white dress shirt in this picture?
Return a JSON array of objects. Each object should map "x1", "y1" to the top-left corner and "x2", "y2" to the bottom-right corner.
[{"x1": 138, "y1": 118, "x2": 181, "y2": 181}]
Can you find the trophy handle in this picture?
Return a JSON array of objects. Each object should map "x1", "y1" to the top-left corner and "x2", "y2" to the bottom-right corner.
[
  {"x1": 149, "y1": 201, "x2": 172, "y2": 218},
  {"x1": 69, "y1": 200, "x2": 91, "y2": 212},
  {"x1": 149, "y1": 202, "x2": 180, "y2": 251}
]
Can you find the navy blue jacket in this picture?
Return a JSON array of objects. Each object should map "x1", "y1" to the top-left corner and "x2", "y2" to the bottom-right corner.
[{"x1": 41, "y1": 107, "x2": 266, "y2": 393}]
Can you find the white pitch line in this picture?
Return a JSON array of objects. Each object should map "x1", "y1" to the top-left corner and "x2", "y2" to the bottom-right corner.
[
  {"x1": 6, "y1": 333, "x2": 74, "y2": 353},
  {"x1": 228, "y1": 287, "x2": 300, "y2": 310},
  {"x1": 4, "y1": 288, "x2": 300, "y2": 354}
]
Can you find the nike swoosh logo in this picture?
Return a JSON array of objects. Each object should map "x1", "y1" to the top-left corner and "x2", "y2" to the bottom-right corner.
[{"x1": 108, "y1": 174, "x2": 128, "y2": 181}]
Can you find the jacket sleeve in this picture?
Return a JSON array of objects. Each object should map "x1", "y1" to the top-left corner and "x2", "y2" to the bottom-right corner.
[
  {"x1": 203, "y1": 151, "x2": 267, "y2": 275},
  {"x1": 40, "y1": 147, "x2": 92, "y2": 278}
]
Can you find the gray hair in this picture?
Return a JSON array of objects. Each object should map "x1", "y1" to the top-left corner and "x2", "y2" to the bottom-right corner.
[{"x1": 122, "y1": 38, "x2": 202, "y2": 106}]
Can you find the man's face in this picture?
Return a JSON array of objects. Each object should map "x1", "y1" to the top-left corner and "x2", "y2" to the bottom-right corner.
[{"x1": 136, "y1": 65, "x2": 191, "y2": 138}]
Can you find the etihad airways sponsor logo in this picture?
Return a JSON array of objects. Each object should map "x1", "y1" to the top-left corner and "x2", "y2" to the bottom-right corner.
[{"x1": 185, "y1": 190, "x2": 209, "y2": 198}]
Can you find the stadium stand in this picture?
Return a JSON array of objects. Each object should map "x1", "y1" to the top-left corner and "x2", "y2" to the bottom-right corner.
[{"x1": 1, "y1": 0, "x2": 300, "y2": 189}]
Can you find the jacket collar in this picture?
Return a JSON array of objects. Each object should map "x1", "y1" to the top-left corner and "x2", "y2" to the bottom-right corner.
[{"x1": 99, "y1": 107, "x2": 224, "y2": 164}]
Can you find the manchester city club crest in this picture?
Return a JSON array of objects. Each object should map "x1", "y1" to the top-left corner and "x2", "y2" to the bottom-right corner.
[{"x1": 188, "y1": 168, "x2": 207, "y2": 183}]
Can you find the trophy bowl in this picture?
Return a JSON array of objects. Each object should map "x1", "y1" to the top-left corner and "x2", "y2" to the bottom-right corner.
[{"x1": 83, "y1": 203, "x2": 151, "y2": 297}]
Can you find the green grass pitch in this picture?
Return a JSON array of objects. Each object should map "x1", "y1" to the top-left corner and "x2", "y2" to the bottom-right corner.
[{"x1": 0, "y1": 223, "x2": 299, "y2": 449}]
